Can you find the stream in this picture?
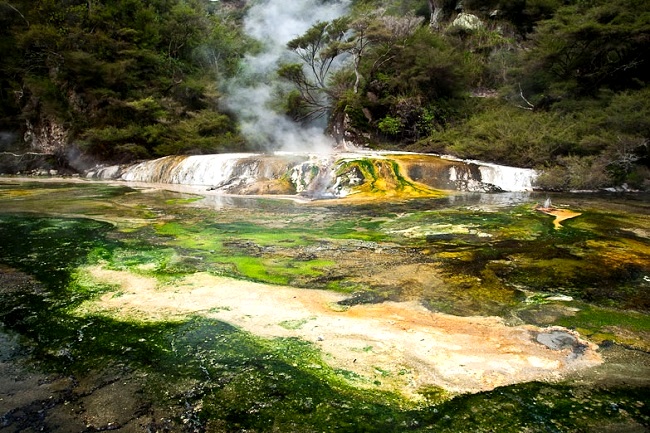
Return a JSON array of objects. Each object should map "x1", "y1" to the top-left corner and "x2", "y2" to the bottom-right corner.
[{"x1": 0, "y1": 177, "x2": 648, "y2": 432}]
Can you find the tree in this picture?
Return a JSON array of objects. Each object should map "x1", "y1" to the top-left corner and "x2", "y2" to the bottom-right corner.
[
  {"x1": 522, "y1": 0, "x2": 650, "y2": 99},
  {"x1": 362, "y1": 27, "x2": 467, "y2": 141},
  {"x1": 278, "y1": 11, "x2": 423, "y2": 120},
  {"x1": 426, "y1": 0, "x2": 455, "y2": 30},
  {"x1": 0, "y1": 0, "x2": 249, "y2": 164},
  {"x1": 278, "y1": 18, "x2": 350, "y2": 120},
  {"x1": 347, "y1": 12, "x2": 424, "y2": 93},
  {"x1": 427, "y1": 0, "x2": 443, "y2": 30}
]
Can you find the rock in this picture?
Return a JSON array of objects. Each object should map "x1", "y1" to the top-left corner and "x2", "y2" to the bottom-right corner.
[
  {"x1": 536, "y1": 329, "x2": 589, "y2": 359},
  {"x1": 451, "y1": 13, "x2": 483, "y2": 31},
  {"x1": 536, "y1": 330, "x2": 578, "y2": 350},
  {"x1": 23, "y1": 116, "x2": 68, "y2": 155},
  {"x1": 546, "y1": 295, "x2": 573, "y2": 302}
]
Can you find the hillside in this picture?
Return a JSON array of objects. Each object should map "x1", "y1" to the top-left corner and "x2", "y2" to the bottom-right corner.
[{"x1": 0, "y1": 0, "x2": 648, "y2": 190}]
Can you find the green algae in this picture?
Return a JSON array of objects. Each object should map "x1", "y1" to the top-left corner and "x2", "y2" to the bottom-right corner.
[
  {"x1": 164, "y1": 196, "x2": 202, "y2": 205},
  {"x1": 337, "y1": 158, "x2": 445, "y2": 198},
  {"x1": 10, "y1": 262, "x2": 645, "y2": 432},
  {"x1": 0, "y1": 214, "x2": 118, "y2": 294},
  {"x1": 278, "y1": 317, "x2": 315, "y2": 330},
  {"x1": 0, "y1": 182, "x2": 649, "y2": 432},
  {"x1": 555, "y1": 303, "x2": 650, "y2": 349},
  {"x1": 326, "y1": 218, "x2": 388, "y2": 242},
  {"x1": 423, "y1": 382, "x2": 649, "y2": 433},
  {"x1": 381, "y1": 205, "x2": 548, "y2": 244},
  {"x1": 403, "y1": 204, "x2": 650, "y2": 312}
]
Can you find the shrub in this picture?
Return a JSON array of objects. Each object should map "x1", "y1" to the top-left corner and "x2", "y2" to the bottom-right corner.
[
  {"x1": 378, "y1": 115, "x2": 402, "y2": 136},
  {"x1": 535, "y1": 155, "x2": 612, "y2": 191}
]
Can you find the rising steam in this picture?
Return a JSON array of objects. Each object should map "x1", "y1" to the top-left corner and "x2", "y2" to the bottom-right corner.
[{"x1": 223, "y1": 0, "x2": 350, "y2": 153}]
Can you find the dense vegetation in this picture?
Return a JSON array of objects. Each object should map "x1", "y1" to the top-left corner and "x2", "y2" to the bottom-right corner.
[
  {"x1": 0, "y1": 0, "x2": 250, "y2": 163},
  {"x1": 1, "y1": 0, "x2": 649, "y2": 189}
]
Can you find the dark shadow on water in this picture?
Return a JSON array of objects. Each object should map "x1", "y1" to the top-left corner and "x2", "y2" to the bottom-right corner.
[{"x1": 0, "y1": 183, "x2": 648, "y2": 432}]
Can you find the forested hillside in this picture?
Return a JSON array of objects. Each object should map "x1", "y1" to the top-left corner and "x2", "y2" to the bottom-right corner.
[
  {"x1": 1, "y1": 0, "x2": 649, "y2": 190},
  {"x1": 0, "y1": 0, "x2": 250, "y2": 165}
]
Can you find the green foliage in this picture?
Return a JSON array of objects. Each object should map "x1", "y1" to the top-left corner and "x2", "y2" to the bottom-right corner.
[
  {"x1": 535, "y1": 155, "x2": 612, "y2": 190},
  {"x1": 21, "y1": 76, "x2": 69, "y2": 120},
  {"x1": 152, "y1": 110, "x2": 246, "y2": 156},
  {"x1": 434, "y1": 87, "x2": 649, "y2": 189},
  {"x1": 376, "y1": 27, "x2": 467, "y2": 101},
  {"x1": 1, "y1": 0, "x2": 648, "y2": 189},
  {"x1": 1, "y1": 0, "x2": 248, "y2": 162},
  {"x1": 377, "y1": 115, "x2": 402, "y2": 136},
  {"x1": 422, "y1": 0, "x2": 648, "y2": 189},
  {"x1": 521, "y1": 0, "x2": 650, "y2": 98},
  {"x1": 196, "y1": 15, "x2": 252, "y2": 77},
  {"x1": 339, "y1": 27, "x2": 468, "y2": 143},
  {"x1": 440, "y1": 100, "x2": 577, "y2": 166},
  {"x1": 340, "y1": 91, "x2": 371, "y2": 131},
  {"x1": 280, "y1": 17, "x2": 355, "y2": 120}
]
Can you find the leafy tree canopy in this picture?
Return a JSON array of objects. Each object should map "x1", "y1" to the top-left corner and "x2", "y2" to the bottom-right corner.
[
  {"x1": 0, "y1": 0, "x2": 648, "y2": 189},
  {"x1": 0, "y1": 0, "x2": 250, "y2": 162}
]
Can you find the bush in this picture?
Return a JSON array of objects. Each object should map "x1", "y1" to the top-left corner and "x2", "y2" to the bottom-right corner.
[
  {"x1": 441, "y1": 101, "x2": 577, "y2": 166},
  {"x1": 536, "y1": 155, "x2": 612, "y2": 191},
  {"x1": 378, "y1": 115, "x2": 402, "y2": 136}
]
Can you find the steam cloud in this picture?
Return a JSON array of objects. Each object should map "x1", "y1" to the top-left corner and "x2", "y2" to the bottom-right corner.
[
  {"x1": 224, "y1": 0, "x2": 351, "y2": 153},
  {"x1": 0, "y1": 132, "x2": 18, "y2": 150}
]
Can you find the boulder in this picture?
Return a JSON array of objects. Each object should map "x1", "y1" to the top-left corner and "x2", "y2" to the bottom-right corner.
[{"x1": 451, "y1": 13, "x2": 483, "y2": 31}]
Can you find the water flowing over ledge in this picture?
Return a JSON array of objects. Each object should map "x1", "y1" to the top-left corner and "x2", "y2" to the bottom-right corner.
[{"x1": 86, "y1": 152, "x2": 537, "y2": 198}]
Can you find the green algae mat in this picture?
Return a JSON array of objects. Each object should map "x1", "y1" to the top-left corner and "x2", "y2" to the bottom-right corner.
[{"x1": 0, "y1": 179, "x2": 648, "y2": 432}]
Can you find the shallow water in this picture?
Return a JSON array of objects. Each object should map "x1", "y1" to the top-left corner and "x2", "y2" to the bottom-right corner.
[{"x1": 0, "y1": 179, "x2": 648, "y2": 432}]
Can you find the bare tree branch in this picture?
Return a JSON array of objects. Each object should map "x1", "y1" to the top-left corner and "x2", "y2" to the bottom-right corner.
[
  {"x1": 1, "y1": 2, "x2": 29, "y2": 27},
  {"x1": 516, "y1": 83, "x2": 535, "y2": 110}
]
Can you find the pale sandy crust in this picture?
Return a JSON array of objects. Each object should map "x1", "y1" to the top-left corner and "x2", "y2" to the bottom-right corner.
[{"x1": 76, "y1": 266, "x2": 602, "y2": 398}]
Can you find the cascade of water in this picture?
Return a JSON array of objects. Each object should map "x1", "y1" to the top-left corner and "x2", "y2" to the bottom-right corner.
[
  {"x1": 120, "y1": 154, "x2": 259, "y2": 186},
  {"x1": 476, "y1": 162, "x2": 538, "y2": 192},
  {"x1": 289, "y1": 155, "x2": 340, "y2": 197},
  {"x1": 449, "y1": 166, "x2": 488, "y2": 192},
  {"x1": 87, "y1": 152, "x2": 537, "y2": 197}
]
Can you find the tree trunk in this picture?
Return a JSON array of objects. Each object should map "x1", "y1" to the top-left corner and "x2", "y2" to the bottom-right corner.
[
  {"x1": 428, "y1": 0, "x2": 443, "y2": 30},
  {"x1": 353, "y1": 55, "x2": 362, "y2": 94}
]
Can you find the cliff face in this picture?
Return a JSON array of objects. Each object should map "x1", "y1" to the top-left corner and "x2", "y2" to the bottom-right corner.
[
  {"x1": 23, "y1": 114, "x2": 68, "y2": 156},
  {"x1": 0, "y1": 87, "x2": 70, "y2": 174}
]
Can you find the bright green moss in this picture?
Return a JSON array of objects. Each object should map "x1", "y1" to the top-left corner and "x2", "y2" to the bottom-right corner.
[
  {"x1": 0, "y1": 182, "x2": 648, "y2": 432},
  {"x1": 556, "y1": 303, "x2": 650, "y2": 349},
  {"x1": 164, "y1": 197, "x2": 202, "y2": 205},
  {"x1": 155, "y1": 221, "x2": 187, "y2": 236},
  {"x1": 214, "y1": 255, "x2": 333, "y2": 285},
  {"x1": 279, "y1": 318, "x2": 314, "y2": 330}
]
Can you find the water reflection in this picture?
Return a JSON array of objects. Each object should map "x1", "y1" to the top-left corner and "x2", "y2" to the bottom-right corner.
[
  {"x1": 197, "y1": 193, "x2": 304, "y2": 211},
  {"x1": 445, "y1": 191, "x2": 535, "y2": 208},
  {"x1": 0, "y1": 179, "x2": 648, "y2": 432}
]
